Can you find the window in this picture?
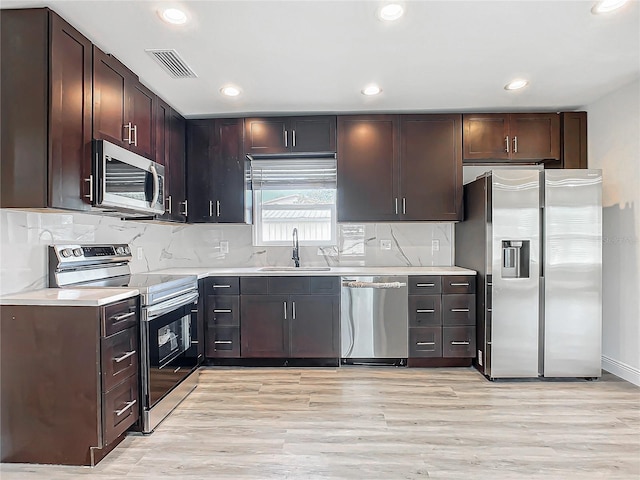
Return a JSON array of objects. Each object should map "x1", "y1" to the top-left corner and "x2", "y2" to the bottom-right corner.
[{"x1": 250, "y1": 158, "x2": 337, "y2": 246}]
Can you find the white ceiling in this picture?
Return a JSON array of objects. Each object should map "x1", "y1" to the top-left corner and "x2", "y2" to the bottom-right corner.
[{"x1": 3, "y1": 0, "x2": 639, "y2": 118}]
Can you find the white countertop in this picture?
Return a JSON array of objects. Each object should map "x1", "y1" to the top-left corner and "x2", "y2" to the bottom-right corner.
[
  {"x1": 0, "y1": 288, "x2": 139, "y2": 307},
  {"x1": 151, "y1": 266, "x2": 476, "y2": 278}
]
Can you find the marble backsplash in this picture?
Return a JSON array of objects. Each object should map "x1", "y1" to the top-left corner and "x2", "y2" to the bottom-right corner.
[{"x1": 0, "y1": 209, "x2": 453, "y2": 295}]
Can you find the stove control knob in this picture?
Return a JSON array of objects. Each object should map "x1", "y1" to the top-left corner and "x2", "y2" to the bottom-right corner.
[
  {"x1": 123, "y1": 246, "x2": 131, "y2": 255},
  {"x1": 60, "y1": 248, "x2": 73, "y2": 258},
  {"x1": 73, "y1": 248, "x2": 83, "y2": 257}
]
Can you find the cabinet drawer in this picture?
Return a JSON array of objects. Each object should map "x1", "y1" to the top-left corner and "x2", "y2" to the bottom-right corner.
[
  {"x1": 408, "y1": 295, "x2": 442, "y2": 327},
  {"x1": 103, "y1": 297, "x2": 138, "y2": 336},
  {"x1": 101, "y1": 327, "x2": 138, "y2": 392},
  {"x1": 309, "y1": 276, "x2": 340, "y2": 295},
  {"x1": 268, "y1": 276, "x2": 309, "y2": 295},
  {"x1": 206, "y1": 326, "x2": 240, "y2": 358},
  {"x1": 207, "y1": 276, "x2": 240, "y2": 295},
  {"x1": 442, "y1": 276, "x2": 476, "y2": 294},
  {"x1": 408, "y1": 276, "x2": 442, "y2": 295},
  {"x1": 442, "y1": 294, "x2": 476, "y2": 326},
  {"x1": 207, "y1": 295, "x2": 240, "y2": 326},
  {"x1": 240, "y1": 276, "x2": 268, "y2": 294},
  {"x1": 102, "y1": 374, "x2": 139, "y2": 446},
  {"x1": 443, "y1": 326, "x2": 476, "y2": 358},
  {"x1": 409, "y1": 327, "x2": 442, "y2": 358}
]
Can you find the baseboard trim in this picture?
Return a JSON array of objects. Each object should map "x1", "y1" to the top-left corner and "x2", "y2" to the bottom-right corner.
[{"x1": 602, "y1": 355, "x2": 640, "y2": 386}]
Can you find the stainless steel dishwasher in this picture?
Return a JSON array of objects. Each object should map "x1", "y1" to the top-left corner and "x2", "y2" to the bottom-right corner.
[{"x1": 341, "y1": 276, "x2": 408, "y2": 365}]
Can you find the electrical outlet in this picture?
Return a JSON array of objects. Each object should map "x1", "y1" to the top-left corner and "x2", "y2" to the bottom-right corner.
[
  {"x1": 220, "y1": 241, "x2": 229, "y2": 254},
  {"x1": 136, "y1": 246, "x2": 144, "y2": 260},
  {"x1": 431, "y1": 240, "x2": 440, "y2": 251},
  {"x1": 380, "y1": 239, "x2": 392, "y2": 250}
]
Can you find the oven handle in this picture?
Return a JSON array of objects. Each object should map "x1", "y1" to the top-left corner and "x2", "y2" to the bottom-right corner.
[{"x1": 144, "y1": 291, "x2": 199, "y2": 321}]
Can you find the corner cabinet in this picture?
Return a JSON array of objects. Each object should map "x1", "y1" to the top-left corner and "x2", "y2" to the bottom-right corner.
[
  {"x1": 244, "y1": 116, "x2": 336, "y2": 155},
  {"x1": 187, "y1": 118, "x2": 248, "y2": 223},
  {"x1": 1, "y1": 8, "x2": 92, "y2": 211},
  {"x1": 463, "y1": 113, "x2": 560, "y2": 163},
  {"x1": 0, "y1": 297, "x2": 140, "y2": 466},
  {"x1": 337, "y1": 114, "x2": 462, "y2": 222}
]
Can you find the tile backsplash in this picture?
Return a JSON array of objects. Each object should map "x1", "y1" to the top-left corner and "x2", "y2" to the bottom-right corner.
[{"x1": 0, "y1": 209, "x2": 453, "y2": 295}]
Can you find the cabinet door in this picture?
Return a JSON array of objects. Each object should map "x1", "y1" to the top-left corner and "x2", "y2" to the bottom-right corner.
[
  {"x1": 93, "y1": 46, "x2": 129, "y2": 149},
  {"x1": 156, "y1": 99, "x2": 171, "y2": 219},
  {"x1": 169, "y1": 109, "x2": 187, "y2": 222},
  {"x1": 244, "y1": 117, "x2": 288, "y2": 154},
  {"x1": 214, "y1": 118, "x2": 246, "y2": 223},
  {"x1": 462, "y1": 114, "x2": 509, "y2": 162},
  {"x1": 49, "y1": 12, "x2": 92, "y2": 211},
  {"x1": 509, "y1": 113, "x2": 560, "y2": 161},
  {"x1": 401, "y1": 115, "x2": 462, "y2": 221},
  {"x1": 186, "y1": 119, "x2": 216, "y2": 222},
  {"x1": 128, "y1": 80, "x2": 155, "y2": 159},
  {"x1": 337, "y1": 115, "x2": 399, "y2": 221},
  {"x1": 290, "y1": 116, "x2": 336, "y2": 153},
  {"x1": 559, "y1": 111, "x2": 587, "y2": 169},
  {"x1": 289, "y1": 295, "x2": 340, "y2": 358},
  {"x1": 240, "y1": 295, "x2": 289, "y2": 357}
]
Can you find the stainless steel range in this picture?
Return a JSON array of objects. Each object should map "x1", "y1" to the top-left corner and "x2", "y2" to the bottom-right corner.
[{"x1": 49, "y1": 244, "x2": 199, "y2": 433}]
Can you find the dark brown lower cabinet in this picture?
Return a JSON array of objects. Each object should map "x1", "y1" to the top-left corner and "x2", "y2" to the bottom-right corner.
[
  {"x1": 240, "y1": 294, "x2": 289, "y2": 357},
  {"x1": 288, "y1": 295, "x2": 340, "y2": 358},
  {"x1": 205, "y1": 276, "x2": 241, "y2": 358},
  {"x1": 0, "y1": 297, "x2": 140, "y2": 466}
]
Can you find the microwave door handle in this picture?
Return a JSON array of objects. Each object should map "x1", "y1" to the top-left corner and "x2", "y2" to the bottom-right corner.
[{"x1": 150, "y1": 164, "x2": 160, "y2": 207}]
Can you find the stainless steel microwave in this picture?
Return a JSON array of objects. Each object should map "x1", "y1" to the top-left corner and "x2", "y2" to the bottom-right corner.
[{"x1": 91, "y1": 140, "x2": 165, "y2": 216}]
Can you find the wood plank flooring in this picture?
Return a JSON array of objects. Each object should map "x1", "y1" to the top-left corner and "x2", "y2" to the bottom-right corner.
[{"x1": 2, "y1": 367, "x2": 639, "y2": 479}]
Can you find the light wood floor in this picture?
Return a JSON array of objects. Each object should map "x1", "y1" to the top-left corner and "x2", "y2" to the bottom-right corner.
[{"x1": 2, "y1": 367, "x2": 639, "y2": 480}]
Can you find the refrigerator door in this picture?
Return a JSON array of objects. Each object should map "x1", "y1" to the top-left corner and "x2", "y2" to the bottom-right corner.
[
  {"x1": 543, "y1": 170, "x2": 602, "y2": 377},
  {"x1": 489, "y1": 170, "x2": 541, "y2": 378}
]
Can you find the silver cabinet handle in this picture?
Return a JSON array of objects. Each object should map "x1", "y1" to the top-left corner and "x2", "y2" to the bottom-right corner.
[
  {"x1": 111, "y1": 311, "x2": 136, "y2": 323},
  {"x1": 513, "y1": 136, "x2": 518, "y2": 153},
  {"x1": 451, "y1": 308, "x2": 470, "y2": 313},
  {"x1": 283, "y1": 301, "x2": 287, "y2": 320},
  {"x1": 180, "y1": 199, "x2": 188, "y2": 216},
  {"x1": 166, "y1": 195, "x2": 172, "y2": 214},
  {"x1": 213, "y1": 309, "x2": 232, "y2": 313},
  {"x1": 416, "y1": 283, "x2": 435, "y2": 287},
  {"x1": 214, "y1": 340, "x2": 232, "y2": 345},
  {"x1": 416, "y1": 309, "x2": 435, "y2": 313},
  {"x1": 115, "y1": 399, "x2": 137, "y2": 416},
  {"x1": 450, "y1": 282, "x2": 470, "y2": 286},
  {"x1": 216, "y1": 200, "x2": 221, "y2": 217},
  {"x1": 402, "y1": 197, "x2": 406, "y2": 215},
  {"x1": 84, "y1": 175, "x2": 93, "y2": 202},
  {"x1": 505, "y1": 136, "x2": 510, "y2": 153},
  {"x1": 209, "y1": 200, "x2": 214, "y2": 217},
  {"x1": 284, "y1": 129, "x2": 288, "y2": 148},
  {"x1": 292, "y1": 301, "x2": 296, "y2": 320},
  {"x1": 395, "y1": 197, "x2": 399, "y2": 215},
  {"x1": 213, "y1": 284, "x2": 231, "y2": 289},
  {"x1": 123, "y1": 122, "x2": 133, "y2": 144},
  {"x1": 191, "y1": 340, "x2": 199, "y2": 344},
  {"x1": 173, "y1": 366, "x2": 181, "y2": 373},
  {"x1": 451, "y1": 341, "x2": 470, "y2": 346},
  {"x1": 114, "y1": 350, "x2": 136, "y2": 363},
  {"x1": 416, "y1": 342, "x2": 436, "y2": 346},
  {"x1": 132, "y1": 124, "x2": 138, "y2": 146},
  {"x1": 292, "y1": 129, "x2": 296, "y2": 147}
]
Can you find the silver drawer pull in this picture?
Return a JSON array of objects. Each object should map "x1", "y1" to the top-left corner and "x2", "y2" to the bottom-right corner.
[
  {"x1": 213, "y1": 284, "x2": 231, "y2": 288},
  {"x1": 416, "y1": 309, "x2": 435, "y2": 313},
  {"x1": 416, "y1": 283, "x2": 435, "y2": 287},
  {"x1": 111, "y1": 311, "x2": 135, "y2": 323},
  {"x1": 451, "y1": 341, "x2": 470, "y2": 346},
  {"x1": 213, "y1": 309, "x2": 232, "y2": 313},
  {"x1": 191, "y1": 340, "x2": 199, "y2": 345},
  {"x1": 450, "y1": 308, "x2": 470, "y2": 313},
  {"x1": 416, "y1": 342, "x2": 436, "y2": 346},
  {"x1": 114, "y1": 350, "x2": 136, "y2": 363},
  {"x1": 115, "y1": 399, "x2": 137, "y2": 417},
  {"x1": 450, "y1": 282, "x2": 470, "y2": 287},
  {"x1": 174, "y1": 366, "x2": 181, "y2": 373},
  {"x1": 215, "y1": 340, "x2": 233, "y2": 345}
]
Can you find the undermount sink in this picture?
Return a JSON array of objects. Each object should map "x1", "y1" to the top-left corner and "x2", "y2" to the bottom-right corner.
[{"x1": 258, "y1": 266, "x2": 332, "y2": 272}]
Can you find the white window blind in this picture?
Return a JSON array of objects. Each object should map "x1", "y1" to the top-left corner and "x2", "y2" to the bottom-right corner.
[{"x1": 250, "y1": 158, "x2": 337, "y2": 190}]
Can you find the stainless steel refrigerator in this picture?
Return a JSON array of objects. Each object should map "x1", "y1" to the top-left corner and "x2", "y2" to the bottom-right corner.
[{"x1": 455, "y1": 169, "x2": 602, "y2": 379}]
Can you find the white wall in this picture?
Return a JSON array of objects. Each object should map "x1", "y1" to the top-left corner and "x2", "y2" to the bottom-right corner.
[{"x1": 587, "y1": 78, "x2": 640, "y2": 385}]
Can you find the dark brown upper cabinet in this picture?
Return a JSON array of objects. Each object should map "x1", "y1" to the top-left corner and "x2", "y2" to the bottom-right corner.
[
  {"x1": 559, "y1": 111, "x2": 587, "y2": 169},
  {"x1": 337, "y1": 114, "x2": 462, "y2": 222},
  {"x1": 187, "y1": 118, "x2": 248, "y2": 223},
  {"x1": 93, "y1": 46, "x2": 156, "y2": 160},
  {"x1": 463, "y1": 113, "x2": 560, "y2": 163},
  {"x1": 167, "y1": 109, "x2": 187, "y2": 222},
  {"x1": 244, "y1": 116, "x2": 336, "y2": 155},
  {"x1": 1, "y1": 8, "x2": 92, "y2": 211}
]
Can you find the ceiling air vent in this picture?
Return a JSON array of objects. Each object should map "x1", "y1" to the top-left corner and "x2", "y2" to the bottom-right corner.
[{"x1": 145, "y1": 49, "x2": 197, "y2": 78}]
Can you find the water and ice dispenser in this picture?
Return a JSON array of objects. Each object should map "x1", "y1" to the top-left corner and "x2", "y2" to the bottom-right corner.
[{"x1": 501, "y1": 240, "x2": 530, "y2": 278}]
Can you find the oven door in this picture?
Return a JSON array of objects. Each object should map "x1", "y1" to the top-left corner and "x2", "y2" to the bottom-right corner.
[{"x1": 141, "y1": 291, "x2": 198, "y2": 408}]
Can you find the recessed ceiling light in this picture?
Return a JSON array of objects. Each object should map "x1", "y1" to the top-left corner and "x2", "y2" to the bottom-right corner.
[
  {"x1": 378, "y1": 3, "x2": 404, "y2": 21},
  {"x1": 361, "y1": 84, "x2": 382, "y2": 96},
  {"x1": 591, "y1": 0, "x2": 628, "y2": 14},
  {"x1": 220, "y1": 85, "x2": 241, "y2": 97},
  {"x1": 159, "y1": 7, "x2": 188, "y2": 25},
  {"x1": 504, "y1": 79, "x2": 529, "y2": 91}
]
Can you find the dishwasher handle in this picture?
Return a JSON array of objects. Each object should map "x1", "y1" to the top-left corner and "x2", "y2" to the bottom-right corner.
[{"x1": 342, "y1": 280, "x2": 407, "y2": 289}]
